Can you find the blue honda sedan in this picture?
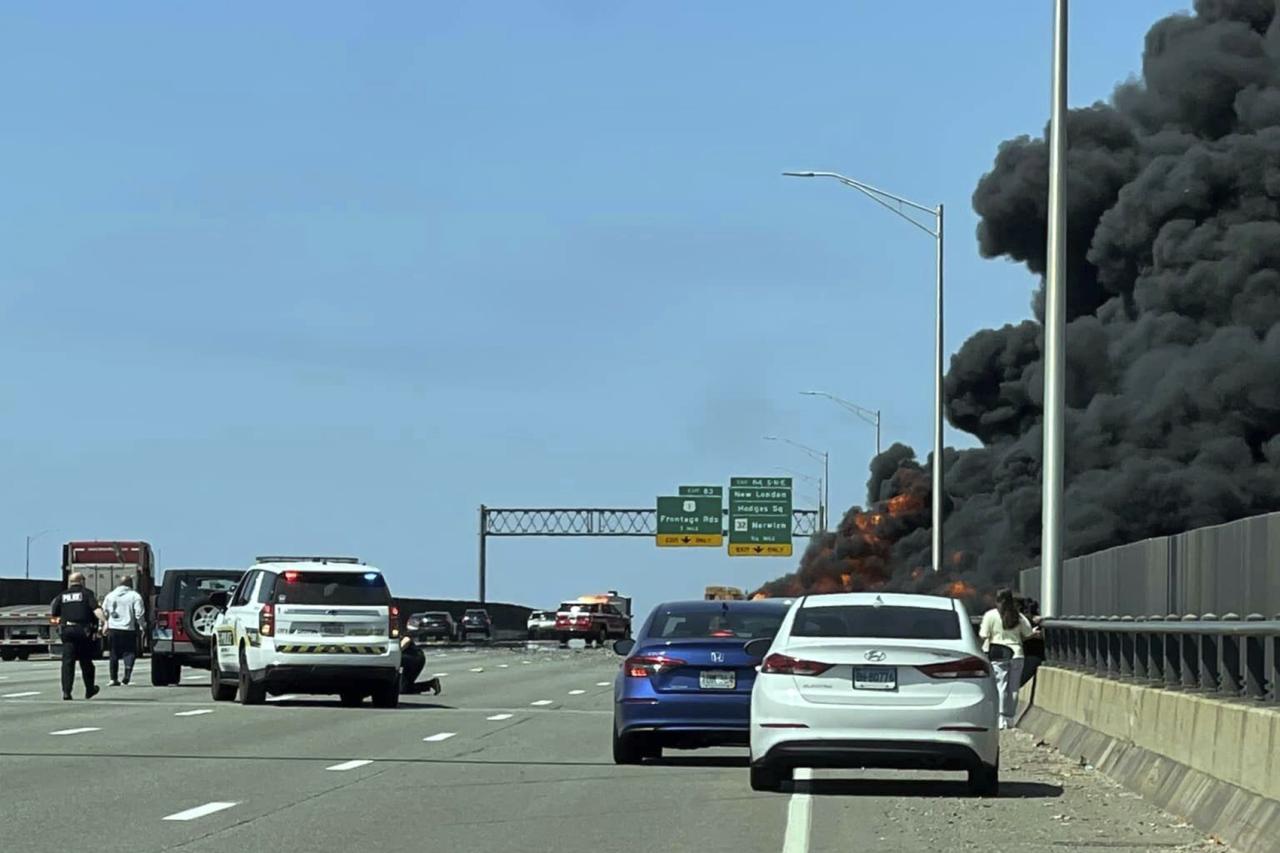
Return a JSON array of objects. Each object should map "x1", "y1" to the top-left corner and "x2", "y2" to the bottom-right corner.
[{"x1": 611, "y1": 598, "x2": 793, "y2": 763}]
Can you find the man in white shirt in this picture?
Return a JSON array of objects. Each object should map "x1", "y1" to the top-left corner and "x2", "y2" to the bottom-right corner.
[{"x1": 102, "y1": 575, "x2": 146, "y2": 686}]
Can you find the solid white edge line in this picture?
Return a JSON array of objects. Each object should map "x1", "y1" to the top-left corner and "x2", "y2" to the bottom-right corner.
[
  {"x1": 781, "y1": 768, "x2": 814, "y2": 853},
  {"x1": 162, "y1": 801, "x2": 238, "y2": 821},
  {"x1": 50, "y1": 727, "x2": 102, "y2": 735},
  {"x1": 174, "y1": 709, "x2": 214, "y2": 717},
  {"x1": 422, "y1": 732, "x2": 456, "y2": 742},
  {"x1": 326, "y1": 759, "x2": 373, "y2": 771}
]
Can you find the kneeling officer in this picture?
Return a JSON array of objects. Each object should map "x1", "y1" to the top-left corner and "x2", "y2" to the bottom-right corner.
[{"x1": 51, "y1": 571, "x2": 104, "y2": 701}]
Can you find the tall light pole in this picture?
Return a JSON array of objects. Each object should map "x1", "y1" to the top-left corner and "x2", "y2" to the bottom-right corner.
[
  {"x1": 774, "y1": 466, "x2": 824, "y2": 525},
  {"x1": 763, "y1": 435, "x2": 829, "y2": 532},
  {"x1": 800, "y1": 390, "x2": 881, "y2": 456},
  {"x1": 1041, "y1": 0, "x2": 1069, "y2": 618},
  {"x1": 785, "y1": 170, "x2": 945, "y2": 571},
  {"x1": 25, "y1": 529, "x2": 52, "y2": 580}
]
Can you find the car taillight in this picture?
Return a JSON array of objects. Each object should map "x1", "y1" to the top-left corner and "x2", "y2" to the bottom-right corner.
[
  {"x1": 917, "y1": 656, "x2": 990, "y2": 679},
  {"x1": 761, "y1": 653, "x2": 832, "y2": 676},
  {"x1": 624, "y1": 655, "x2": 685, "y2": 678},
  {"x1": 259, "y1": 603, "x2": 274, "y2": 637},
  {"x1": 389, "y1": 606, "x2": 400, "y2": 639}
]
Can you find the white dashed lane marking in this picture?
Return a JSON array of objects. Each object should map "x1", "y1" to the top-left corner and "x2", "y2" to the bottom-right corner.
[
  {"x1": 432, "y1": 672, "x2": 449, "y2": 678},
  {"x1": 265, "y1": 694, "x2": 298, "y2": 702},
  {"x1": 469, "y1": 667, "x2": 484, "y2": 672},
  {"x1": 781, "y1": 768, "x2": 814, "y2": 853},
  {"x1": 2, "y1": 691, "x2": 41, "y2": 698},
  {"x1": 326, "y1": 759, "x2": 373, "y2": 771},
  {"x1": 162, "y1": 802, "x2": 239, "y2": 822},
  {"x1": 423, "y1": 732, "x2": 456, "y2": 742},
  {"x1": 498, "y1": 664, "x2": 509, "y2": 668},
  {"x1": 568, "y1": 689, "x2": 586, "y2": 695},
  {"x1": 596, "y1": 681, "x2": 611, "y2": 686},
  {"x1": 174, "y1": 709, "x2": 214, "y2": 717},
  {"x1": 486, "y1": 713, "x2": 513, "y2": 721},
  {"x1": 50, "y1": 727, "x2": 101, "y2": 736},
  {"x1": 530, "y1": 699, "x2": 553, "y2": 706}
]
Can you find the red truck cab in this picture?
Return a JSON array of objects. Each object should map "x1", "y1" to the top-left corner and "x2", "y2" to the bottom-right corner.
[{"x1": 554, "y1": 592, "x2": 631, "y2": 647}]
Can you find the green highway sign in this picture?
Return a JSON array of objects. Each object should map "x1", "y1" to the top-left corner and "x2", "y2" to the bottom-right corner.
[
  {"x1": 728, "y1": 477, "x2": 793, "y2": 557},
  {"x1": 656, "y1": 490, "x2": 724, "y2": 547}
]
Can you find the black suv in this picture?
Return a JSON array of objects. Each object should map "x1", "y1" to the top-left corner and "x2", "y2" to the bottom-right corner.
[
  {"x1": 408, "y1": 611, "x2": 456, "y2": 643},
  {"x1": 150, "y1": 568, "x2": 244, "y2": 686},
  {"x1": 459, "y1": 608, "x2": 492, "y2": 642}
]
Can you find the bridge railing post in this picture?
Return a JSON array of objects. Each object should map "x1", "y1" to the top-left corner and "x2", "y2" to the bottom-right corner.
[
  {"x1": 1105, "y1": 617, "x2": 1122, "y2": 679},
  {"x1": 1118, "y1": 616, "x2": 1135, "y2": 679},
  {"x1": 1219, "y1": 613, "x2": 1242, "y2": 696},
  {"x1": 1133, "y1": 618, "x2": 1149, "y2": 682},
  {"x1": 1267, "y1": 616, "x2": 1278, "y2": 703},
  {"x1": 1181, "y1": 615, "x2": 1201, "y2": 691},
  {"x1": 1243, "y1": 614, "x2": 1266, "y2": 700},
  {"x1": 1198, "y1": 613, "x2": 1218, "y2": 692},
  {"x1": 1146, "y1": 615, "x2": 1165, "y2": 685},
  {"x1": 1163, "y1": 615, "x2": 1181, "y2": 689}
]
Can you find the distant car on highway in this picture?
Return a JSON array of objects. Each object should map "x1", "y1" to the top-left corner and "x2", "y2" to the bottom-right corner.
[
  {"x1": 408, "y1": 611, "x2": 456, "y2": 643},
  {"x1": 748, "y1": 592, "x2": 999, "y2": 794},
  {"x1": 459, "y1": 608, "x2": 492, "y2": 642},
  {"x1": 208, "y1": 556, "x2": 402, "y2": 707},
  {"x1": 150, "y1": 568, "x2": 245, "y2": 686},
  {"x1": 526, "y1": 609, "x2": 555, "y2": 639},
  {"x1": 611, "y1": 598, "x2": 792, "y2": 763}
]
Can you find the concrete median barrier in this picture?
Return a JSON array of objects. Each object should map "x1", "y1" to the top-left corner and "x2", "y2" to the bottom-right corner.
[{"x1": 1020, "y1": 666, "x2": 1280, "y2": 853}]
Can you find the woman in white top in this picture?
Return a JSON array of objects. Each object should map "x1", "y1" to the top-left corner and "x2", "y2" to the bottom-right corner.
[{"x1": 979, "y1": 588, "x2": 1037, "y2": 730}]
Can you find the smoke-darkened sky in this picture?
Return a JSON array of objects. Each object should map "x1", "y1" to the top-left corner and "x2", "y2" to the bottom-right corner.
[{"x1": 760, "y1": 0, "x2": 1280, "y2": 600}]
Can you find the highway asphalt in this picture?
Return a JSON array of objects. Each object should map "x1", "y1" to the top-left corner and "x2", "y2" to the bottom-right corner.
[{"x1": 0, "y1": 646, "x2": 1227, "y2": 853}]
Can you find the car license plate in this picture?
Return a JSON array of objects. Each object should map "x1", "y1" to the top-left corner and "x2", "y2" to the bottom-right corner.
[
  {"x1": 321, "y1": 624, "x2": 343, "y2": 637},
  {"x1": 700, "y1": 670, "x2": 736, "y2": 690},
  {"x1": 853, "y1": 666, "x2": 897, "y2": 691}
]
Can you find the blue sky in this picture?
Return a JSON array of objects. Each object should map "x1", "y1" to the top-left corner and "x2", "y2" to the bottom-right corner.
[{"x1": 1, "y1": 1, "x2": 1187, "y2": 616}]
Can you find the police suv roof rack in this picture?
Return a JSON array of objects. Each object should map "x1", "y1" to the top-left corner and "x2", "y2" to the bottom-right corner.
[{"x1": 254, "y1": 555, "x2": 362, "y2": 565}]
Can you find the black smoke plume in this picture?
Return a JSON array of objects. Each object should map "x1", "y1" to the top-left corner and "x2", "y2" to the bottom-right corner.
[{"x1": 756, "y1": 0, "x2": 1280, "y2": 602}]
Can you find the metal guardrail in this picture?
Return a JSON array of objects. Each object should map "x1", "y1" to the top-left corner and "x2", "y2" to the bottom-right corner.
[{"x1": 1043, "y1": 615, "x2": 1280, "y2": 703}]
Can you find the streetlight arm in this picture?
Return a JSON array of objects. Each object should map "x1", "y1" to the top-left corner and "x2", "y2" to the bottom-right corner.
[
  {"x1": 801, "y1": 391, "x2": 880, "y2": 428},
  {"x1": 763, "y1": 435, "x2": 827, "y2": 464},
  {"x1": 784, "y1": 171, "x2": 939, "y2": 237}
]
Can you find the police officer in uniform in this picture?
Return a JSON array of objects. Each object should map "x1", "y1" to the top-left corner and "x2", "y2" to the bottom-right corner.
[{"x1": 51, "y1": 571, "x2": 104, "y2": 701}]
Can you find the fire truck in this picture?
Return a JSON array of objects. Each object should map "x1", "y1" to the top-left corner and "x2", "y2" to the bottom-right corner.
[{"x1": 554, "y1": 591, "x2": 631, "y2": 646}]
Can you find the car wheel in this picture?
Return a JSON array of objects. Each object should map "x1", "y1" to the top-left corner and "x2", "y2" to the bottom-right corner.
[
  {"x1": 967, "y1": 762, "x2": 999, "y2": 797},
  {"x1": 750, "y1": 764, "x2": 787, "y2": 793},
  {"x1": 612, "y1": 729, "x2": 643, "y2": 764},
  {"x1": 210, "y1": 655, "x2": 236, "y2": 701},
  {"x1": 183, "y1": 598, "x2": 221, "y2": 650},
  {"x1": 16, "y1": 649, "x2": 30, "y2": 661},
  {"x1": 0, "y1": 648, "x2": 16, "y2": 662},
  {"x1": 237, "y1": 648, "x2": 265, "y2": 705},
  {"x1": 151, "y1": 655, "x2": 172, "y2": 687},
  {"x1": 596, "y1": 627, "x2": 608, "y2": 647},
  {"x1": 339, "y1": 690, "x2": 365, "y2": 707},
  {"x1": 370, "y1": 680, "x2": 399, "y2": 709}
]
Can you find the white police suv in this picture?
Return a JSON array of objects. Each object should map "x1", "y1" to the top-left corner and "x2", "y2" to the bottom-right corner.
[{"x1": 209, "y1": 556, "x2": 402, "y2": 708}]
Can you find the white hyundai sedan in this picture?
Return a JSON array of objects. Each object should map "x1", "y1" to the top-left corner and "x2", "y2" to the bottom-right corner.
[{"x1": 747, "y1": 592, "x2": 999, "y2": 795}]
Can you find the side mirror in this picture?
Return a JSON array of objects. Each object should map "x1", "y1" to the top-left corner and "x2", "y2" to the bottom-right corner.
[
  {"x1": 743, "y1": 637, "x2": 772, "y2": 658},
  {"x1": 612, "y1": 638, "x2": 635, "y2": 656},
  {"x1": 209, "y1": 591, "x2": 230, "y2": 611}
]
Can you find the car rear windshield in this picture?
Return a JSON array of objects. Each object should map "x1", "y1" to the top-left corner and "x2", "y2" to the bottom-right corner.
[
  {"x1": 174, "y1": 575, "x2": 241, "y2": 610},
  {"x1": 791, "y1": 604, "x2": 960, "y2": 640},
  {"x1": 272, "y1": 572, "x2": 391, "y2": 607},
  {"x1": 422, "y1": 613, "x2": 450, "y2": 621},
  {"x1": 650, "y1": 607, "x2": 785, "y2": 640}
]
